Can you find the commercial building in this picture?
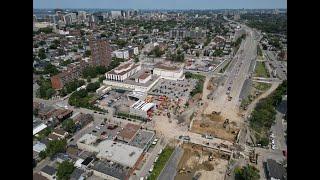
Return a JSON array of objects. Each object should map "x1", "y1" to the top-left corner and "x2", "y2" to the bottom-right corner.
[
  {"x1": 106, "y1": 62, "x2": 141, "y2": 82},
  {"x1": 51, "y1": 61, "x2": 88, "y2": 90},
  {"x1": 76, "y1": 134, "x2": 143, "y2": 168},
  {"x1": 77, "y1": 11, "x2": 87, "y2": 23},
  {"x1": 92, "y1": 160, "x2": 130, "y2": 180},
  {"x1": 135, "y1": 71, "x2": 152, "y2": 84},
  {"x1": 169, "y1": 28, "x2": 188, "y2": 39},
  {"x1": 153, "y1": 63, "x2": 185, "y2": 80},
  {"x1": 129, "y1": 100, "x2": 156, "y2": 119},
  {"x1": 63, "y1": 13, "x2": 77, "y2": 25},
  {"x1": 117, "y1": 123, "x2": 141, "y2": 143},
  {"x1": 89, "y1": 36, "x2": 112, "y2": 67},
  {"x1": 113, "y1": 49, "x2": 130, "y2": 59},
  {"x1": 111, "y1": 11, "x2": 122, "y2": 18}
]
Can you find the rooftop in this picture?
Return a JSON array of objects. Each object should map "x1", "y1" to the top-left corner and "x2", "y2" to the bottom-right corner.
[
  {"x1": 96, "y1": 140, "x2": 143, "y2": 167},
  {"x1": 81, "y1": 157, "x2": 94, "y2": 166},
  {"x1": 117, "y1": 123, "x2": 141, "y2": 141},
  {"x1": 107, "y1": 62, "x2": 140, "y2": 76},
  {"x1": 266, "y1": 159, "x2": 287, "y2": 180},
  {"x1": 130, "y1": 100, "x2": 156, "y2": 112},
  {"x1": 33, "y1": 173, "x2": 48, "y2": 180},
  {"x1": 41, "y1": 165, "x2": 56, "y2": 176},
  {"x1": 33, "y1": 141, "x2": 47, "y2": 153},
  {"x1": 154, "y1": 63, "x2": 180, "y2": 71},
  {"x1": 92, "y1": 160, "x2": 130, "y2": 180},
  {"x1": 129, "y1": 130, "x2": 155, "y2": 149},
  {"x1": 138, "y1": 72, "x2": 151, "y2": 80},
  {"x1": 70, "y1": 168, "x2": 85, "y2": 180}
]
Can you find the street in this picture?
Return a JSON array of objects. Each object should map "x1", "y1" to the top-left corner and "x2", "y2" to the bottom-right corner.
[{"x1": 158, "y1": 147, "x2": 184, "y2": 180}]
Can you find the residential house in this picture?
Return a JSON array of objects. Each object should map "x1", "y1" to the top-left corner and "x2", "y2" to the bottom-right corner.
[{"x1": 40, "y1": 165, "x2": 57, "y2": 180}]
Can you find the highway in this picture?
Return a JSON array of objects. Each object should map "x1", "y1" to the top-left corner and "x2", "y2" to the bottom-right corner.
[
  {"x1": 206, "y1": 25, "x2": 258, "y2": 121},
  {"x1": 264, "y1": 50, "x2": 287, "y2": 80}
]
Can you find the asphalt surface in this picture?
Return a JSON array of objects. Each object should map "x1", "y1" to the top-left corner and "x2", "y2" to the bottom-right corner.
[
  {"x1": 157, "y1": 147, "x2": 184, "y2": 180},
  {"x1": 271, "y1": 110, "x2": 287, "y2": 151},
  {"x1": 264, "y1": 50, "x2": 287, "y2": 80},
  {"x1": 132, "y1": 136, "x2": 166, "y2": 180},
  {"x1": 239, "y1": 79, "x2": 252, "y2": 100}
]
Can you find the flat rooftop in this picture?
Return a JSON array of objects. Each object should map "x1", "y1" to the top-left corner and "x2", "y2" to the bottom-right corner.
[
  {"x1": 129, "y1": 130, "x2": 155, "y2": 149},
  {"x1": 104, "y1": 73, "x2": 160, "y2": 88},
  {"x1": 92, "y1": 160, "x2": 130, "y2": 180},
  {"x1": 154, "y1": 63, "x2": 181, "y2": 71},
  {"x1": 77, "y1": 134, "x2": 143, "y2": 167},
  {"x1": 107, "y1": 62, "x2": 140, "y2": 76},
  {"x1": 96, "y1": 140, "x2": 143, "y2": 167},
  {"x1": 117, "y1": 123, "x2": 141, "y2": 141}
]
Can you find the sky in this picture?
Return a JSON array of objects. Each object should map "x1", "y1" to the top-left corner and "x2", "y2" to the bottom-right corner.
[{"x1": 33, "y1": 0, "x2": 287, "y2": 9}]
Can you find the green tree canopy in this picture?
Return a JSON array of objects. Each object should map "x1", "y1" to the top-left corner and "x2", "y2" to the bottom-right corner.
[
  {"x1": 86, "y1": 82, "x2": 100, "y2": 92},
  {"x1": 57, "y1": 161, "x2": 75, "y2": 180},
  {"x1": 38, "y1": 48, "x2": 47, "y2": 59},
  {"x1": 62, "y1": 119, "x2": 76, "y2": 133},
  {"x1": 46, "y1": 139, "x2": 67, "y2": 158},
  {"x1": 235, "y1": 165, "x2": 260, "y2": 180}
]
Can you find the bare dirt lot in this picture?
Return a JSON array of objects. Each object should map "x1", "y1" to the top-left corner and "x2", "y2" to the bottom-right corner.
[
  {"x1": 175, "y1": 143, "x2": 228, "y2": 180},
  {"x1": 191, "y1": 113, "x2": 239, "y2": 142}
]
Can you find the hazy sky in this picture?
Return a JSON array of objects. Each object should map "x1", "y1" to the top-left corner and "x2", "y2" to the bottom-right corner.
[{"x1": 33, "y1": 0, "x2": 287, "y2": 9}]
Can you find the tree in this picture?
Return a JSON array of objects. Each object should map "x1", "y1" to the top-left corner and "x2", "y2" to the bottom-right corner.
[
  {"x1": 38, "y1": 48, "x2": 47, "y2": 59},
  {"x1": 56, "y1": 161, "x2": 75, "y2": 180},
  {"x1": 33, "y1": 108, "x2": 39, "y2": 116},
  {"x1": 82, "y1": 66, "x2": 98, "y2": 78},
  {"x1": 134, "y1": 56, "x2": 139, "y2": 63},
  {"x1": 49, "y1": 44, "x2": 58, "y2": 49},
  {"x1": 84, "y1": 50, "x2": 91, "y2": 57},
  {"x1": 60, "y1": 59, "x2": 72, "y2": 66},
  {"x1": 64, "y1": 79, "x2": 86, "y2": 94},
  {"x1": 44, "y1": 64, "x2": 59, "y2": 76},
  {"x1": 235, "y1": 165, "x2": 260, "y2": 180},
  {"x1": 39, "y1": 150, "x2": 47, "y2": 159},
  {"x1": 86, "y1": 82, "x2": 100, "y2": 92},
  {"x1": 99, "y1": 75, "x2": 106, "y2": 83},
  {"x1": 62, "y1": 119, "x2": 76, "y2": 133},
  {"x1": 87, "y1": 76, "x2": 91, "y2": 83},
  {"x1": 45, "y1": 139, "x2": 67, "y2": 158},
  {"x1": 39, "y1": 41, "x2": 46, "y2": 46},
  {"x1": 46, "y1": 88, "x2": 55, "y2": 98},
  {"x1": 95, "y1": 66, "x2": 107, "y2": 74},
  {"x1": 37, "y1": 78, "x2": 55, "y2": 99}
]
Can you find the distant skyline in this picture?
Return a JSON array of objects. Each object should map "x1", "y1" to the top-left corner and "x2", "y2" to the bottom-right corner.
[{"x1": 33, "y1": 0, "x2": 287, "y2": 10}]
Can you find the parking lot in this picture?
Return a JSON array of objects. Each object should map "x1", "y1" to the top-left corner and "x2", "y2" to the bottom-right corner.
[
  {"x1": 95, "y1": 89, "x2": 136, "y2": 113},
  {"x1": 96, "y1": 90, "x2": 130, "y2": 107},
  {"x1": 149, "y1": 79, "x2": 197, "y2": 103}
]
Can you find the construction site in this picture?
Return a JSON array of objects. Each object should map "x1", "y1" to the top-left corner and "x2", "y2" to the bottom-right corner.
[
  {"x1": 175, "y1": 143, "x2": 230, "y2": 180},
  {"x1": 191, "y1": 111, "x2": 240, "y2": 142}
]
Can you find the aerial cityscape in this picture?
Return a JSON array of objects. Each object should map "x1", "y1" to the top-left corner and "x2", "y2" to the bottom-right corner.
[{"x1": 33, "y1": 1, "x2": 287, "y2": 180}]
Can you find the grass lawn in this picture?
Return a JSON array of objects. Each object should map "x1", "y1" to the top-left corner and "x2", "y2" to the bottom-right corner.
[
  {"x1": 253, "y1": 82, "x2": 271, "y2": 91},
  {"x1": 148, "y1": 146, "x2": 175, "y2": 180},
  {"x1": 254, "y1": 61, "x2": 269, "y2": 78}
]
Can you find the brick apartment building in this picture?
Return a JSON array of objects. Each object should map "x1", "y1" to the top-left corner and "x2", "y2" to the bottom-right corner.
[
  {"x1": 51, "y1": 60, "x2": 88, "y2": 90},
  {"x1": 89, "y1": 36, "x2": 112, "y2": 67}
]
